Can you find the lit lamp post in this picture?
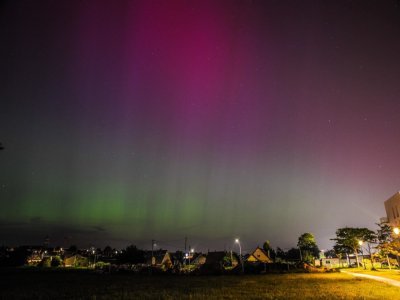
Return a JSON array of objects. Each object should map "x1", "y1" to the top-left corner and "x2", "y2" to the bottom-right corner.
[
  {"x1": 358, "y1": 240, "x2": 365, "y2": 269},
  {"x1": 92, "y1": 250, "x2": 97, "y2": 268},
  {"x1": 189, "y1": 248, "x2": 194, "y2": 267},
  {"x1": 235, "y1": 238, "x2": 244, "y2": 273}
]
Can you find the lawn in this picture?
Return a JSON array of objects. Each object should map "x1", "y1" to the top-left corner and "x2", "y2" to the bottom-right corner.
[{"x1": 1, "y1": 268, "x2": 399, "y2": 299}]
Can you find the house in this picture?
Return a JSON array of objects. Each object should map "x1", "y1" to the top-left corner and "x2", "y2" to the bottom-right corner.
[
  {"x1": 191, "y1": 253, "x2": 206, "y2": 266},
  {"x1": 384, "y1": 191, "x2": 400, "y2": 227},
  {"x1": 63, "y1": 254, "x2": 89, "y2": 267},
  {"x1": 202, "y1": 251, "x2": 226, "y2": 271},
  {"x1": 246, "y1": 247, "x2": 272, "y2": 263},
  {"x1": 145, "y1": 250, "x2": 173, "y2": 269}
]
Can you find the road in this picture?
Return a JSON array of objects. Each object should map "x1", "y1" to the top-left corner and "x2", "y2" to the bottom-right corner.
[{"x1": 341, "y1": 270, "x2": 400, "y2": 287}]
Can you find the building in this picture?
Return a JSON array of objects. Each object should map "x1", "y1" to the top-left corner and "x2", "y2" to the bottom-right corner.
[
  {"x1": 145, "y1": 250, "x2": 173, "y2": 269},
  {"x1": 384, "y1": 192, "x2": 400, "y2": 227},
  {"x1": 246, "y1": 247, "x2": 272, "y2": 264}
]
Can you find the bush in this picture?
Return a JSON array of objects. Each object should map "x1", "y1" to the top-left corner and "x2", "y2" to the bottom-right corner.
[
  {"x1": 38, "y1": 257, "x2": 51, "y2": 268},
  {"x1": 51, "y1": 256, "x2": 62, "y2": 267}
]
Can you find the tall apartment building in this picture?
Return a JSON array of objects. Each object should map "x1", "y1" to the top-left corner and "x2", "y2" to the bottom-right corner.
[{"x1": 384, "y1": 192, "x2": 400, "y2": 227}]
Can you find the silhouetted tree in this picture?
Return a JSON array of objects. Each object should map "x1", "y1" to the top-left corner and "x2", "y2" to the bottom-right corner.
[
  {"x1": 8, "y1": 247, "x2": 29, "y2": 266},
  {"x1": 331, "y1": 227, "x2": 375, "y2": 268},
  {"x1": 324, "y1": 249, "x2": 337, "y2": 258},
  {"x1": 68, "y1": 245, "x2": 78, "y2": 254},
  {"x1": 297, "y1": 233, "x2": 320, "y2": 263},
  {"x1": 286, "y1": 248, "x2": 301, "y2": 260},
  {"x1": 51, "y1": 256, "x2": 62, "y2": 267},
  {"x1": 376, "y1": 222, "x2": 395, "y2": 269},
  {"x1": 262, "y1": 240, "x2": 276, "y2": 260},
  {"x1": 103, "y1": 245, "x2": 113, "y2": 257},
  {"x1": 118, "y1": 245, "x2": 145, "y2": 264}
]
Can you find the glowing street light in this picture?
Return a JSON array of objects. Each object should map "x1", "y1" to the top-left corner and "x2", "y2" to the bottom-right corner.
[
  {"x1": 235, "y1": 238, "x2": 244, "y2": 273},
  {"x1": 189, "y1": 248, "x2": 194, "y2": 266},
  {"x1": 358, "y1": 240, "x2": 365, "y2": 269}
]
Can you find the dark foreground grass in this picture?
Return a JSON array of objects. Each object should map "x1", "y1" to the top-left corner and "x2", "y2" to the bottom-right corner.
[{"x1": 0, "y1": 268, "x2": 399, "y2": 299}]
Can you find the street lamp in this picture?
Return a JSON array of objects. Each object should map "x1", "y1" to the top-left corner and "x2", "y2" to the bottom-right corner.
[
  {"x1": 189, "y1": 248, "x2": 194, "y2": 266},
  {"x1": 235, "y1": 238, "x2": 244, "y2": 273},
  {"x1": 358, "y1": 240, "x2": 365, "y2": 269}
]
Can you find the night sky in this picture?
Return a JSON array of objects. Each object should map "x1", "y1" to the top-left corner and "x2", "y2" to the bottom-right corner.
[{"x1": 1, "y1": 0, "x2": 400, "y2": 252}]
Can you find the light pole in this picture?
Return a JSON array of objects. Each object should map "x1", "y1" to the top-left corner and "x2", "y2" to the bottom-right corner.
[
  {"x1": 189, "y1": 248, "x2": 194, "y2": 267},
  {"x1": 92, "y1": 250, "x2": 96, "y2": 268},
  {"x1": 235, "y1": 238, "x2": 244, "y2": 273},
  {"x1": 358, "y1": 240, "x2": 365, "y2": 269}
]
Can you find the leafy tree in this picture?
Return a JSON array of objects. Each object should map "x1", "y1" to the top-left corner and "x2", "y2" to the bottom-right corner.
[
  {"x1": 276, "y1": 247, "x2": 285, "y2": 260},
  {"x1": 262, "y1": 240, "x2": 276, "y2": 260},
  {"x1": 51, "y1": 256, "x2": 62, "y2": 267},
  {"x1": 331, "y1": 227, "x2": 375, "y2": 268},
  {"x1": 376, "y1": 222, "x2": 393, "y2": 269},
  {"x1": 360, "y1": 228, "x2": 377, "y2": 269},
  {"x1": 8, "y1": 247, "x2": 29, "y2": 266},
  {"x1": 68, "y1": 245, "x2": 78, "y2": 254},
  {"x1": 103, "y1": 246, "x2": 113, "y2": 257},
  {"x1": 324, "y1": 249, "x2": 337, "y2": 258},
  {"x1": 286, "y1": 248, "x2": 301, "y2": 260},
  {"x1": 118, "y1": 245, "x2": 145, "y2": 264},
  {"x1": 297, "y1": 233, "x2": 319, "y2": 263},
  {"x1": 39, "y1": 257, "x2": 51, "y2": 268}
]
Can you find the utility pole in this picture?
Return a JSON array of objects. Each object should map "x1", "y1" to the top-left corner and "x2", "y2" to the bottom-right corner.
[
  {"x1": 184, "y1": 236, "x2": 187, "y2": 254},
  {"x1": 188, "y1": 245, "x2": 191, "y2": 266},
  {"x1": 184, "y1": 236, "x2": 187, "y2": 265}
]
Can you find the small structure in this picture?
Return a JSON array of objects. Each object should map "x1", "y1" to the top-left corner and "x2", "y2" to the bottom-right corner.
[
  {"x1": 63, "y1": 254, "x2": 89, "y2": 267},
  {"x1": 384, "y1": 191, "x2": 400, "y2": 227},
  {"x1": 145, "y1": 250, "x2": 173, "y2": 269},
  {"x1": 202, "y1": 251, "x2": 227, "y2": 273},
  {"x1": 192, "y1": 253, "x2": 207, "y2": 266},
  {"x1": 246, "y1": 247, "x2": 272, "y2": 263}
]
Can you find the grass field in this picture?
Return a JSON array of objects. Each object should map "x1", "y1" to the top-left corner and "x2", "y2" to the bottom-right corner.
[{"x1": 1, "y1": 268, "x2": 400, "y2": 299}]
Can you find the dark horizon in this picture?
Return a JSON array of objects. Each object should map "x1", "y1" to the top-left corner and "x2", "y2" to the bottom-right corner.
[{"x1": 1, "y1": 0, "x2": 400, "y2": 252}]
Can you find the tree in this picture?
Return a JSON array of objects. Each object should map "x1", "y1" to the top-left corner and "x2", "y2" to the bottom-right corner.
[
  {"x1": 297, "y1": 233, "x2": 319, "y2": 263},
  {"x1": 103, "y1": 246, "x2": 113, "y2": 257},
  {"x1": 331, "y1": 227, "x2": 375, "y2": 268},
  {"x1": 376, "y1": 222, "x2": 393, "y2": 269},
  {"x1": 276, "y1": 247, "x2": 285, "y2": 260},
  {"x1": 360, "y1": 228, "x2": 377, "y2": 269},
  {"x1": 324, "y1": 249, "x2": 337, "y2": 258},
  {"x1": 51, "y1": 256, "x2": 62, "y2": 267},
  {"x1": 286, "y1": 248, "x2": 301, "y2": 260},
  {"x1": 118, "y1": 245, "x2": 145, "y2": 264},
  {"x1": 262, "y1": 240, "x2": 276, "y2": 260},
  {"x1": 68, "y1": 245, "x2": 78, "y2": 254}
]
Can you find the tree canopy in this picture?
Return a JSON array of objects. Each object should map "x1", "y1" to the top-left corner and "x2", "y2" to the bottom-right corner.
[
  {"x1": 297, "y1": 233, "x2": 319, "y2": 263},
  {"x1": 331, "y1": 227, "x2": 376, "y2": 268}
]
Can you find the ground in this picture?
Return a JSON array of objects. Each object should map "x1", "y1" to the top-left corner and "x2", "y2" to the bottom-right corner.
[{"x1": 1, "y1": 268, "x2": 400, "y2": 299}]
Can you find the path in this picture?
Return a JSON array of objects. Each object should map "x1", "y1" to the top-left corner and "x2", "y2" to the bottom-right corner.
[{"x1": 341, "y1": 270, "x2": 400, "y2": 287}]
